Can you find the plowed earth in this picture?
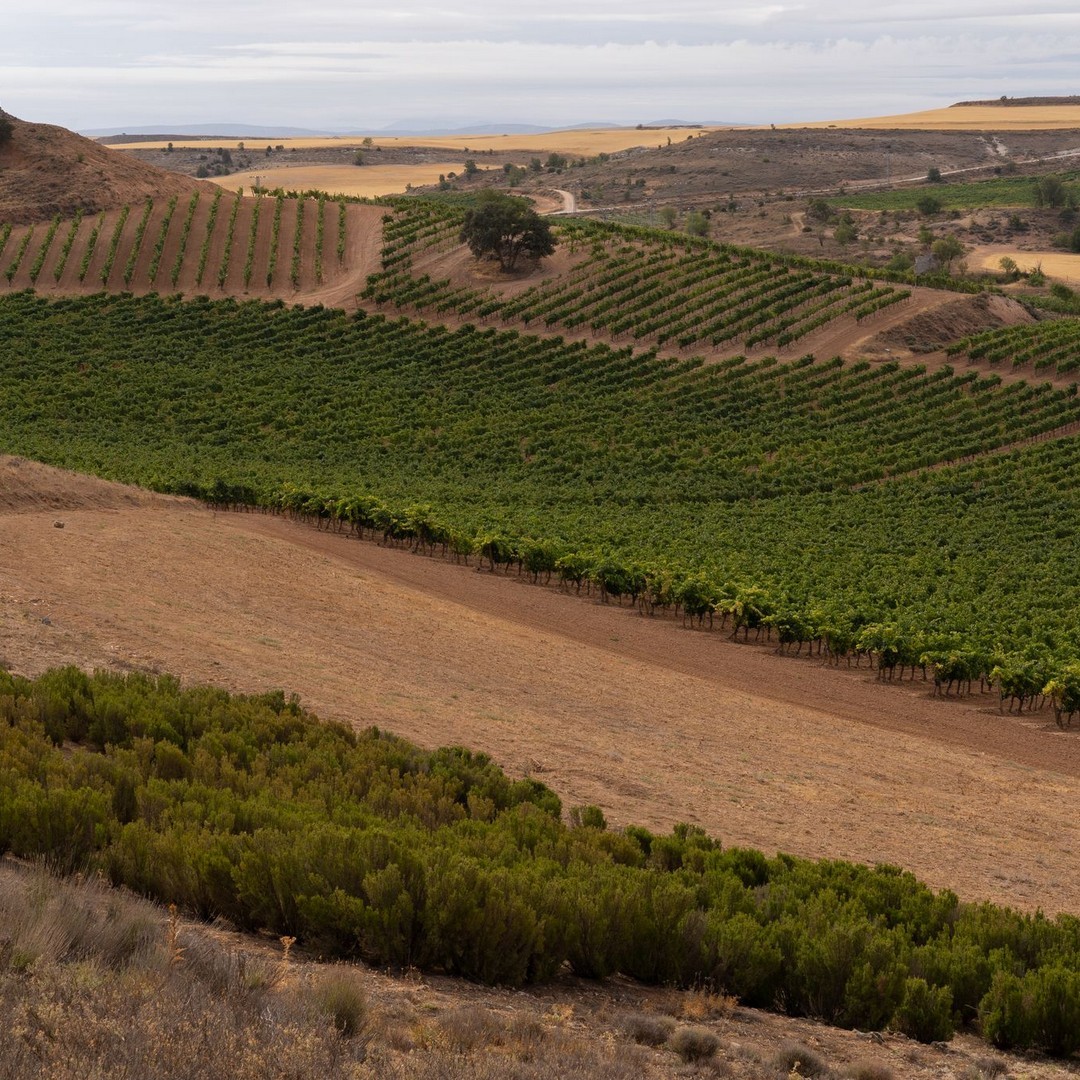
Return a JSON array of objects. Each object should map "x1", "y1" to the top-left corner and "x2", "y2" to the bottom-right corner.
[{"x1": 3, "y1": 457, "x2": 1080, "y2": 920}]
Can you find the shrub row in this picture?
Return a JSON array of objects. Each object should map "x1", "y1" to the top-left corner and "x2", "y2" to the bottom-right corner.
[
  {"x1": 146, "y1": 196, "x2": 178, "y2": 286},
  {"x1": 3, "y1": 666, "x2": 1080, "y2": 1053},
  {"x1": 99, "y1": 205, "x2": 130, "y2": 286}
]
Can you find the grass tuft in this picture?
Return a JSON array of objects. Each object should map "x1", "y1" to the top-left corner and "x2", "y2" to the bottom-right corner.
[
  {"x1": 669, "y1": 1024, "x2": 721, "y2": 1063},
  {"x1": 771, "y1": 1040, "x2": 829, "y2": 1077}
]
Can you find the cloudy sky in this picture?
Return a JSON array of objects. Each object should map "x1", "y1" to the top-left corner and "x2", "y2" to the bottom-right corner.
[{"x1": 5, "y1": 1, "x2": 1080, "y2": 132}]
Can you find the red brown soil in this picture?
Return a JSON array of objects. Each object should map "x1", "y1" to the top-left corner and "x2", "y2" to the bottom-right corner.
[
  {"x1": 4, "y1": 456, "x2": 1080, "y2": 922},
  {"x1": 0, "y1": 114, "x2": 214, "y2": 224}
]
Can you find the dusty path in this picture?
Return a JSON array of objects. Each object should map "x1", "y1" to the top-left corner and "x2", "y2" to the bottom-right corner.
[{"x1": 3, "y1": 457, "x2": 1080, "y2": 916}]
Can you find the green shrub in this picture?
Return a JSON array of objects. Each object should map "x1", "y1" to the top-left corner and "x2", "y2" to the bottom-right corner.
[
  {"x1": 912, "y1": 941, "x2": 992, "y2": 1027},
  {"x1": 569, "y1": 804, "x2": 607, "y2": 830},
  {"x1": 1028, "y1": 965, "x2": 1080, "y2": 1055},
  {"x1": 701, "y1": 911, "x2": 782, "y2": 1007},
  {"x1": 891, "y1": 977, "x2": 954, "y2": 1043},
  {"x1": 979, "y1": 971, "x2": 1033, "y2": 1050}
]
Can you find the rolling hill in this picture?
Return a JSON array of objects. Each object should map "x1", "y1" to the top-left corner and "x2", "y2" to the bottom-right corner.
[{"x1": 0, "y1": 112, "x2": 214, "y2": 224}]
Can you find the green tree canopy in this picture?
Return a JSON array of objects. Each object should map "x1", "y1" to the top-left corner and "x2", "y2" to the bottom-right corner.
[
  {"x1": 459, "y1": 193, "x2": 557, "y2": 272},
  {"x1": 931, "y1": 234, "x2": 965, "y2": 273}
]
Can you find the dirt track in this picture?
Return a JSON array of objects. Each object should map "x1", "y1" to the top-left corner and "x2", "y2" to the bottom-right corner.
[{"x1": 3, "y1": 457, "x2": 1080, "y2": 917}]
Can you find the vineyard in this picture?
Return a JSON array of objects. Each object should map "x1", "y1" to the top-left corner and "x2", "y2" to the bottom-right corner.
[
  {"x1": 0, "y1": 192, "x2": 381, "y2": 300},
  {"x1": 7, "y1": 290, "x2": 1080, "y2": 712},
  {"x1": 948, "y1": 319, "x2": 1080, "y2": 376},
  {"x1": 829, "y1": 173, "x2": 1076, "y2": 211},
  {"x1": 364, "y1": 202, "x2": 916, "y2": 355}
]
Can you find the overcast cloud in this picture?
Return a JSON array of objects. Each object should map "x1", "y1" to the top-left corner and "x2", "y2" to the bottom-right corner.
[{"x1": 4, "y1": 2, "x2": 1080, "y2": 131}]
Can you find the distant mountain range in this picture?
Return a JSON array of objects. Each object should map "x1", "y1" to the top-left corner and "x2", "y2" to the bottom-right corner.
[{"x1": 82, "y1": 119, "x2": 738, "y2": 140}]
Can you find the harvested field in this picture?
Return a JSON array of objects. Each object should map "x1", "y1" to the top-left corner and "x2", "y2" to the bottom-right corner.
[
  {"x1": 971, "y1": 245, "x2": 1080, "y2": 284},
  {"x1": 794, "y1": 104, "x2": 1080, "y2": 130},
  {"x1": 211, "y1": 162, "x2": 478, "y2": 199},
  {"x1": 4, "y1": 457, "x2": 1080, "y2": 919},
  {"x1": 103, "y1": 126, "x2": 719, "y2": 156}
]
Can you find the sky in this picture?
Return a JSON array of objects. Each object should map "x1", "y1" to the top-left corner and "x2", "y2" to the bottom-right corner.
[{"x1": 4, "y1": 1, "x2": 1080, "y2": 132}]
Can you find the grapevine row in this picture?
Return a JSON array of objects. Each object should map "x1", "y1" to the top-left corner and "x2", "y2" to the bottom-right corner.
[{"x1": 7, "y1": 292, "x2": 1080, "y2": 711}]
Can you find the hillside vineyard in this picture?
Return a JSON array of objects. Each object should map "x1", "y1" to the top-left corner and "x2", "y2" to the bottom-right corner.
[{"x1": 4, "y1": 286, "x2": 1080, "y2": 712}]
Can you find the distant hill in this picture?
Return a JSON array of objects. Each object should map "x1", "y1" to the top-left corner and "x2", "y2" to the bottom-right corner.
[
  {"x1": 0, "y1": 113, "x2": 213, "y2": 224},
  {"x1": 84, "y1": 119, "x2": 740, "y2": 141},
  {"x1": 82, "y1": 124, "x2": 338, "y2": 139},
  {"x1": 953, "y1": 96, "x2": 1080, "y2": 107}
]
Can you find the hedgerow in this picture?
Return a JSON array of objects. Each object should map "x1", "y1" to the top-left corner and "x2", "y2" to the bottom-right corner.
[{"x1": 3, "y1": 665, "x2": 1080, "y2": 1053}]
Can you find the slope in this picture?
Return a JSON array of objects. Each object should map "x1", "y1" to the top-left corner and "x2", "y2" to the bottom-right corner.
[{"x1": 0, "y1": 112, "x2": 214, "y2": 224}]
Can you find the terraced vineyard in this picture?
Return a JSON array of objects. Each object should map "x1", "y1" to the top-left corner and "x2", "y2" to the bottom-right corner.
[
  {"x1": 0, "y1": 192, "x2": 380, "y2": 300},
  {"x1": 8, "y1": 290, "x2": 1080, "y2": 711},
  {"x1": 948, "y1": 318, "x2": 1080, "y2": 376},
  {"x1": 365, "y1": 201, "x2": 914, "y2": 355}
]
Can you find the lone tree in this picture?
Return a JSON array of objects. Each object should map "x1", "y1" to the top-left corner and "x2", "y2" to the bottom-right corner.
[
  {"x1": 460, "y1": 192, "x2": 556, "y2": 272},
  {"x1": 931, "y1": 234, "x2": 965, "y2": 274}
]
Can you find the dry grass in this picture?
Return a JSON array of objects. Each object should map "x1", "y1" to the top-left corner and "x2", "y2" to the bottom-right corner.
[
  {"x1": 307, "y1": 966, "x2": 371, "y2": 1039},
  {"x1": 624, "y1": 1011, "x2": 677, "y2": 1046},
  {"x1": 103, "y1": 126, "x2": 719, "y2": 156},
  {"x1": 790, "y1": 105, "x2": 1080, "y2": 130},
  {"x1": 841, "y1": 1060, "x2": 896, "y2": 1080},
  {"x1": 770, "y1": 1040, "x2": 830, "y2": 1078},
  {"x1": 670, "y1": 1025, "x2": 721, "y2": 1063},
  {"x1": 209, "y1": 162, "x2": 473, "y2": 199},
  {"x1": 0, "y1": 866, "x2": 158, "y2": 973},
  {"x1": 673, "y1": 988, "x2": 739, "y2": 1022}
]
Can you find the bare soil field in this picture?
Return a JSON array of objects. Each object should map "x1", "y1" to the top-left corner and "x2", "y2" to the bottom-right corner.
[{"x1": 4, "y1": 456, "x2": 1080, "y2": 921}]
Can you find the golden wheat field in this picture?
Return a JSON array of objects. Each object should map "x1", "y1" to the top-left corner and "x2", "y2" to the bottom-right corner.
[
  {"x1": 793, "y1": 104, "x2": 1080, "y2": 130},
  {"x1": 972, "y1": 247, "x2": 1080, "y2": 283},
  {"x1": 208, "y1": 162, "x2": 478, "y2": 198},
  {"x1": 103, "y1": 126, "x2": 717, "y2": 155}
]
